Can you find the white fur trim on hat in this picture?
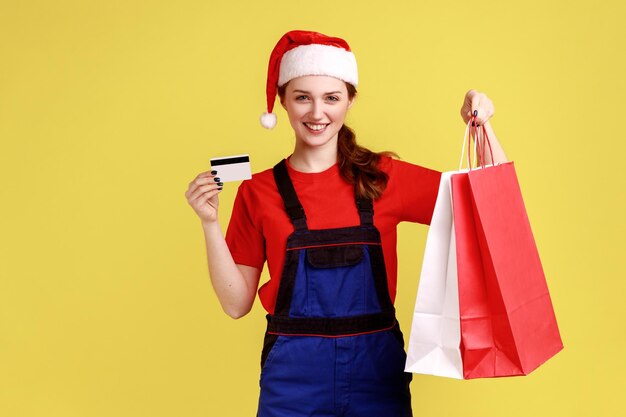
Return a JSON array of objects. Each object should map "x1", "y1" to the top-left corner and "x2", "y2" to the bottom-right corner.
[{"x1": 278, "y1": 44, "x2": 358, "y2": 87}]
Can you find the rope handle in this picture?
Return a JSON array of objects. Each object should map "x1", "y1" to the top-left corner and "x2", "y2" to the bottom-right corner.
[{"x1": 458, "y1": 115, "x2": 494, "y2": 171}]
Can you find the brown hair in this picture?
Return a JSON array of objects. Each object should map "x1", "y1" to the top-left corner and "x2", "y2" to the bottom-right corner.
[{"x1": 278, "y1": 82, "x2": 397, "y2": 200}]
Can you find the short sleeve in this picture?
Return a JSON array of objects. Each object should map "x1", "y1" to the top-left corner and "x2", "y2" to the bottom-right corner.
[
  {"x1": 394, "y1": 159, "x2": 442, "y2": 225},
  {"x1": 224, "y1": 182, "x2": 266, "y2": 270}
]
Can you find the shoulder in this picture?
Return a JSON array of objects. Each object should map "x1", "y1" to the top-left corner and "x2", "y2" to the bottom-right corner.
[
  {"x1": 378, "y1": 154, "x2": 440, "y2": 178},
  {"x1": 376, "y1": 155, "x2": 442, "y2": 224},
  {"x1": 239, "y1": 164, "x2": 274, "y2": 190},
  {"x1": 241, "y1": 165, "x2": 275, "y2": 188},
  {"x1": 235, "y1": 164, "x2": 280, "y2": 203}
]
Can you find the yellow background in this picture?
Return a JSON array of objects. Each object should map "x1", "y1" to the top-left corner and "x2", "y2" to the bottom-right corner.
[{"x1": 1, "y1": 0, "x2": 624, "y2": 416}]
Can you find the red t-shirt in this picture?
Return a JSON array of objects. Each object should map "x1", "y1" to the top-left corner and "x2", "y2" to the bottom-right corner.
[{"x1": 225, "y1": 155, "x2": 442, "y2": 314}]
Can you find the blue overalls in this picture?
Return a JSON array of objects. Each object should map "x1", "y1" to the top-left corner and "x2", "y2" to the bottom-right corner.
[{"x1": 257, "y1": 160, "x2": 413, "y2": 417}]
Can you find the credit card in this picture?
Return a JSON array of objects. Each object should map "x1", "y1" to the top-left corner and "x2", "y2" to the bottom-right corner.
[{"x1": 210, "y1": 154, "x2": 252, "y2": 182}]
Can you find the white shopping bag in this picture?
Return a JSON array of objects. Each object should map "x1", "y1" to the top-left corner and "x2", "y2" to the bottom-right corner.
[{"x1": 404, "y1": 171, "x2": 463, "y2": 379}]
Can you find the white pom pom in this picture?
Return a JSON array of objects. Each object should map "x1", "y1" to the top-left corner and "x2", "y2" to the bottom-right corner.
[{"x1": 260, "y1": 112, "x2": 277, "y2": 129}]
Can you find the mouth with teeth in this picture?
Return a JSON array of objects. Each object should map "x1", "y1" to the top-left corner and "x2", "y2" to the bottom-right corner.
[{"x1": 303, "y1": 122, "x2": 330, "y2": 134}]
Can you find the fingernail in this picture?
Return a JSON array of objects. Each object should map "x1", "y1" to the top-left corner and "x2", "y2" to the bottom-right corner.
[
  {"x1": 472, "y1": 122, "x2": 475, "y2": 126},
  {"x1": 214, "y1": 177, "x2": 221, "y2": 182},
  {"x1": 217, "y1": 182, "x2": 223, "y2": 186},
  {"x1": 211, "y1": 170, "x2": 217, "y2": 175},
  {"x1": 217, "y1": 186, "x2": 223, "y2": 191},
  {"x1": 473, "y1": 110, "x2": 478, "y2": 117}
]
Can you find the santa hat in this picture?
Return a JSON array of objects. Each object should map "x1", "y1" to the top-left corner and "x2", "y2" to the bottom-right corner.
[{"x1": 260, "y1": 30, "x2": 359, "y2": 129}]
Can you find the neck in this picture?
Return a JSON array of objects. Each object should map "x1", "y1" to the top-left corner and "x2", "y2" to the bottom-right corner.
[{"x1": 289, "y1": 136, "x2": 338, "y2": 173}]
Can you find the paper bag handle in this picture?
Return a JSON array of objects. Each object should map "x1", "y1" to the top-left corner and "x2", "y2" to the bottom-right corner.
[{"x1": 458, "y1": 116, "x2": 494, "y2": 170}]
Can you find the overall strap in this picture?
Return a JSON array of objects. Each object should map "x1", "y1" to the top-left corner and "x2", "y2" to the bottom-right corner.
[
  {"x1": 273, "y1": 159, "x2": 308, "y2": 231},
  {"x1": 355, "y1": 194, "x2": 374, "y2": 226}
]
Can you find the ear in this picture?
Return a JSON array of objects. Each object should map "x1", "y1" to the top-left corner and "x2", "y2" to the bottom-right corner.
[
  {"x1": 347, "y1": 96, "x2": 355, "y2": 110},
  {"x1": 280, "y1": 97, "x2": 286, "y2": 110}
]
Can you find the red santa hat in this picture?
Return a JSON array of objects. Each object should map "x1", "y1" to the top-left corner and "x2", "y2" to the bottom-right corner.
[{"x1": 260, "y1": 30, "x2": 359, "y2": 129}]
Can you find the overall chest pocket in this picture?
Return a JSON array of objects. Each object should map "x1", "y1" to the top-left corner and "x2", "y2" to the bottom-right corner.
[
  {"x1": 306, "y1": 245, "x2": 364, "y2": 268},
  {"x1": 290, "y1": 244, "x2": 382, "y2": 318}
]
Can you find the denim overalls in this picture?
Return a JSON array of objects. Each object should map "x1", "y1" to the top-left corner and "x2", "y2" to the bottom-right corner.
[{"x1": 257, "y1": 159, "x2": 412, "y2": 417}]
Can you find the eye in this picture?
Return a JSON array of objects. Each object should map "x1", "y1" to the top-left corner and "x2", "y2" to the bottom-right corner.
[
  {"x1": 295, "y1": 95, "x2": 309, "y2": 101},
  {"x1": 326, "y1": 95, "x2": 340, "y2": 102}
]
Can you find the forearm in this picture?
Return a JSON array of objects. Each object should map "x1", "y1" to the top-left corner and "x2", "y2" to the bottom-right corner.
[{"x1": 201, "y1": 221, "x2": 257, "y2": 318}]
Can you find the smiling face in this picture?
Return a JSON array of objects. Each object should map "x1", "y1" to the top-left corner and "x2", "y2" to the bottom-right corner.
[{"x1": 280, "y1": 75, "x2": 354, "y2": 150}]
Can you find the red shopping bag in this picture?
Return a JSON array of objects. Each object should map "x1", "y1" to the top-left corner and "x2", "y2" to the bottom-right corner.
[{"x1": 451, "y1": 125, "x2": 563, "y2": 379}]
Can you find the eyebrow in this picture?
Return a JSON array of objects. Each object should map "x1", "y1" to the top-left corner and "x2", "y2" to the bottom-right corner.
[{"x1": 292, "y1": 90, "x2": 344, "y2": 95}]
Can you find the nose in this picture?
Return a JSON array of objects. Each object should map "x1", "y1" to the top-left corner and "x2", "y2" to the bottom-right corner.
[{"x1": 310, "y1": 100, "x2": 324, "y2": 120}]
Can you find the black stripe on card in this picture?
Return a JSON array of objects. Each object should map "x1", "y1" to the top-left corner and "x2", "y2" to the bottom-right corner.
[{"x1": 210, "y1": 155, "x2": 250, "y2": 166}]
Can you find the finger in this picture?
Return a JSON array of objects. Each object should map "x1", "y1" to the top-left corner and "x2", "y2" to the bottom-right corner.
[
  {"x1": 460, "y1": 106, "x2": 471, "y2": 123},
  {"x1": 461, "y1": 90, "x2": 478, "y2": 122},
  {"x1": 194, "y1": 169, "x2": 219, "y2": 180},
  {"x1": 477, "y1": 102, "x2": 496, "y2": 125},
  {"x1": 189, "y1": 183, "x2": 223, "y2": 202},
  {"x1": 192, "y1": 182, "x2": 222, "y2": 200},
  {"x1": 188, "y1": 174, "x2": 220, "y2": 190},
  {"x1": 190, "y1": 175, "x2": 220, "y2": 186},
  {"x1": 194, "y1": 171, "x2": 212, "y2": 180},
  {"x1": 471, "y1": 93, "x2": 483, "y2": 121},
  {"x1": 193, "y1": 188, "x2": 222, "y2": 206},
  {"x1": 186, "y1": 177, "x2": 211, "y2": 197}
]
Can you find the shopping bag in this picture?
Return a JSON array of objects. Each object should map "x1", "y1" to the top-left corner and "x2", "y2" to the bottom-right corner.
[
  {"x1": 406, "y1": 116, "x2": 562, "y2": 379},
  {"x1": 404, "y1": 171, "x2": 463, "y2": 379},
  {"x1": 452, "y1": 160, "x2": 563, "y2": 378}
]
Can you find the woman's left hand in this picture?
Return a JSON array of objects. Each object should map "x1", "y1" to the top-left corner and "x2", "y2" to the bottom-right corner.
[{"x1": 460, "y1": 89, "x2": 495, "y2": 126}]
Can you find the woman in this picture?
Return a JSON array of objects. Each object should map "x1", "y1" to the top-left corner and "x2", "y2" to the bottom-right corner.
[{"x1": 185, "y1": 30, "x2": 507, "y2": 417}]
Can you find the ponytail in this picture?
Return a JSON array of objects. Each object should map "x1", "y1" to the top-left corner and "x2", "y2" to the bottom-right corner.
[{"x1": 336, "y1": 123, "x2": 396, "y2": 200}]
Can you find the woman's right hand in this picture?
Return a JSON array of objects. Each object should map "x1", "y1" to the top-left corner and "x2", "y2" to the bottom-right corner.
[{"x1": 185, "y1": 170, "x2": 223, "y2": 224}]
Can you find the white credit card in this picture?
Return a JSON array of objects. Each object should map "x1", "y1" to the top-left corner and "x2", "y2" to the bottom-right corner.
[{"x1": 210, "y1": 154, "x2": 252, "y2": 182}]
